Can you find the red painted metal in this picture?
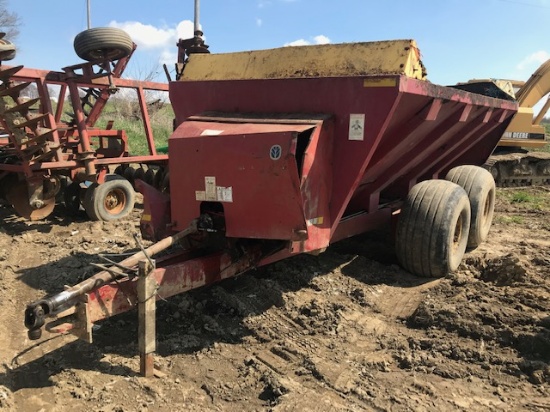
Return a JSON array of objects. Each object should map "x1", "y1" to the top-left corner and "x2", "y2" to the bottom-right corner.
[
  {"x1": 170, "y1": 120, "x2": 315, "y2": 240},
  {"x1": 0, "y1": 54, "x2": 170, "y2": 215},
  {"x1": 44, "y1": 246, "x2": 263, "y2": 333},
  {"x1": 135, "y1": 179, "x2": 171, "y2": 241},
  {"x1": 85, "y1": 248, "x2": 261, "y2": 322},
  {"x1": 168, "y1": 75, "x2": 517, "y2": 246}
]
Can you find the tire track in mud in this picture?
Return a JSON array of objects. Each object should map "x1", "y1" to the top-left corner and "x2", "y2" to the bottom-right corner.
[
  {"x1": 145, "y1": 229, "x2": 550, "y2": 411},
  {"x1": 149, "y1": 246, "x2": 443, "y2": 410}
]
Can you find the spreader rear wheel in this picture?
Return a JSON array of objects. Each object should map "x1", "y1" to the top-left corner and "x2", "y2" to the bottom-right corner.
[
  {"x1": 84, "y1": 175, "x2": 135, "y2": 221},
  {"x1": 74, "y1": 27, "x2": 133, "y2": 62},
  {"x1": 395, "y1": 180, "x2": 470, "y2": 278},
  {"x1": 445, "y1": 165, "x2": 495, "y2": 249}
]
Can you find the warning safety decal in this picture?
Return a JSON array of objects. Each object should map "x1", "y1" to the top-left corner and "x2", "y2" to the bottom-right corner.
[
  {"x1": 195, "y1": 176, "x2": 233, "y2": 203},
  {"x1": 348, "y1": 114, "x2": 365, "y2": 141}
]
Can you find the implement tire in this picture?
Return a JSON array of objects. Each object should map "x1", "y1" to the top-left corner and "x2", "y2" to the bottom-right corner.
[
  {"x1": 396, "y1": 180, "x2": 470, "y2": 278},
  {"x1": 63, "y1": 181, "x2": 83, "y2": 216},
  {"x1": 0, "y1": 37, "x2": 16, "y2": 61},
  {"x1": 445, "y1": 165, "x2": 495, "y2": 249},
  {"x1": 74, "y1": 27, "x2": 133, "y2": 62},
  {"x1": 84, "y1": 175, "x2": 135, "y2": 221}
]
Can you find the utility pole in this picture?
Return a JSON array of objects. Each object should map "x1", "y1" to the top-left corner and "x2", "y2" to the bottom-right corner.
[
  {"x1": 87, "y1": 0, "x2": 91, "y2": 29},
  {"x1": 194, "y1": 0, "x2": 200, "y2": 34}
]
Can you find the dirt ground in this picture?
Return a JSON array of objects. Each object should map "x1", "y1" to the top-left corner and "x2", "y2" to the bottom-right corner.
[{"x1": 0, "y1": 187, "x2": 549, "y2": 412}]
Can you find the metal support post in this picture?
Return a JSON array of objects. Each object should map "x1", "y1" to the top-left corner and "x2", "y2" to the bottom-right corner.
[{"x1": 138, "y1": 259, "x2": 156, "y2": 378}]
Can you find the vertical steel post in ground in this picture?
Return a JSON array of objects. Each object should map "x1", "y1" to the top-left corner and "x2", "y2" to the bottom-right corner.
[{"x1": 138, "y1": 259, "x2": 156, "y2": 378}]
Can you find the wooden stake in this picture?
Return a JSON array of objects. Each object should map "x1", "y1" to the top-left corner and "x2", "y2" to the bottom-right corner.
[{"x1": 138, "y1": 259, "x2": 156, "y2": 378}]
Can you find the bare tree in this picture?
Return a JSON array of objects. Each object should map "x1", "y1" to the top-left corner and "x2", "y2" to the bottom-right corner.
[{"x1": 0, "y1": 0, "x2": 20, "y2": 41}]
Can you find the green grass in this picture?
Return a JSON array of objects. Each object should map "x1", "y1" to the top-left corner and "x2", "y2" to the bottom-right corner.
[
  {"x1": 511, "y1": 191, "x2": 535, "y2": 203},
  {"x1": 493, "y1": 187, "x2": 550, "y2": 225},
  {"x1": 498, "y1": 188, "x2": 550, "y2": 212},
  {"x1": 494, "y1": 215, "x2": 525, "y2": 225},
  {"x1": 50, "y1": 95, "x2": 174, "y2": 156},
  {"x1": 534, "y1": 123, "x2": 550, "y2": 153},
  {"x1": 94, "y1": 99, "x2": 174, "y2": 156}
]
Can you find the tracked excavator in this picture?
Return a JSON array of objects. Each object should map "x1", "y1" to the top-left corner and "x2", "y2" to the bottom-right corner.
[{"x1": 458, "y1": 59, "x2": 550, "y2": 186}]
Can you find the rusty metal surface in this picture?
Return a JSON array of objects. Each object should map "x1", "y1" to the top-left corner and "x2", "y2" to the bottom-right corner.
[
  {"x1": 182, "y1": 40, "x2": 427, "y2": 81},
  {"x1": 6, "y1": 180, "x2": 55, "y2": 220},
  {"x1": 0, "y1": 56, "x2": 169, "y2": 219},
  {"x1": 42, "y1": 245, "x2": 263, "y2": 335}
]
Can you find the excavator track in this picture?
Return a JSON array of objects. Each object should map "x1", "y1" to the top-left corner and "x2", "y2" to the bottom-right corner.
[{"x1": 485, "y1": 151, "x2": 550, "y2": 187}]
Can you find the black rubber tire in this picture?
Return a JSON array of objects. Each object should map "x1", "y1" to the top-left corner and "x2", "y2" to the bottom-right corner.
[
  {"x1": 113, "y1": 165, "x2": 124, "y2": 176},
  {"x1": 0, "y1": 38, "x2": 16, "y2": 61},
  {"x1": 133, "y1": 167, "x2": 145, "y2": 184},
  {"x1": 153, "y1": 167, "x2": 165, "y2": 189},
  {"x1": 445, "y1": 165, "x2": 495, "y2": 249},
  {"x1": 83, "y1": 183, "x2": 99, "y2": 220},
  {"x1": 123, "y1": 166, "x2": 136, "y2": 186},
  {"x1": 395, "y1": 180, "x2": 471, "y2": 278},
  {"x1": 83, "y1": 175, "x2": 135, "y2": 221},
  {"x1": 64, "y1": 181, "x2": 83, "y2": 215},
  {"x1": 73, "y1": 27, "x2": 133, "y2": 62},
  {"x1": 160, "y1": 171, "x2": 170, "y2": 193},
  {"x1": 144, "y1": 168, "x2": 156, "y2": 185},
  {"x1": 55, "y1": 176, "x2": 72, "y2": 203}
]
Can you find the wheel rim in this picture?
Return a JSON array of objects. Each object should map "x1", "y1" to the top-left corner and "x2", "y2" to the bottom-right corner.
[
  {"x1": 483, "y1": 189, "x2": 494, "y2": 218},
  {"x1": 104, "y1": 188, "x2": 126, "y2": 215},
  {"x1": 452, "y1": 214, "x2": 464, "y2": 252}
]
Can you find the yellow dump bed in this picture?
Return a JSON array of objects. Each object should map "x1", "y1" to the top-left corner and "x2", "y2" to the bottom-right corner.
[{"x1": 181, "y1": 39, "x2": 427, "y2": 81}]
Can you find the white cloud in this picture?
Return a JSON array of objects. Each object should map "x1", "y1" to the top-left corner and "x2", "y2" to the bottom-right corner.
[
  {"x1": 516, "y1": 50, "x2": 550, "y2": 71},
  {"x1": 107, "y1": 19, "x2": 197, "y2": 72},
  {"x1": 284, "y1": 35, "x2": 331, "y2": 47},
  {"x1": 109, "y1": 21, "x2": 166, "y2": 49},
  {"x1": 160, "y1": 49, "x2": 177, "y2": 67},
  {"x1": 313, "y1": 35, "x2": 330, "y2": 45},
  {"x1": 256, "y1": 18, "x2": 263, "y2": 27},
  {"x1": 285, "y1": 39, "x2": 310, "y2": 47},
  {"x1": 175, "y1": 20, "x2": 196, "y2": 41},
  {"x1": 108, "y1": 20, "x2": 195, "y2": 50}
]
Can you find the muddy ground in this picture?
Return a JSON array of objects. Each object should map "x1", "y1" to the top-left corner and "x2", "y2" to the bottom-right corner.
[{"x1": 0, "y1": 187, "x2": 549, "y2": 411}]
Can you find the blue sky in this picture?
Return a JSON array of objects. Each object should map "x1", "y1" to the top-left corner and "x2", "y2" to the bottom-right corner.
[{"x1": 5, "y1": 0, "x2": 550, "y2": 87}]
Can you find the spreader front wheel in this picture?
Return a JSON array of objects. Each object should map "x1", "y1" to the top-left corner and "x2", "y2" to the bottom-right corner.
[
  {"x1": 84, "y1": 175, "x2": 135, "y2": 221},
  {"x1": 395, "y1": 179, "x2": 470, "y2": 278}
]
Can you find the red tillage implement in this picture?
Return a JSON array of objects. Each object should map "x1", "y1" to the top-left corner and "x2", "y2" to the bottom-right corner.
[
  {"x1": 24, "y1": 40, "x2": 517, "y2": 343},
  {"x1": 0, "y1": 28, "x2": 169, "y2": 221}
]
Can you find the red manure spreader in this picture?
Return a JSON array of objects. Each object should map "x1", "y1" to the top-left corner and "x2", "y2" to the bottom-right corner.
[{"x1": 23, "y1": 38, "x2": 517, "y2": 362}]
